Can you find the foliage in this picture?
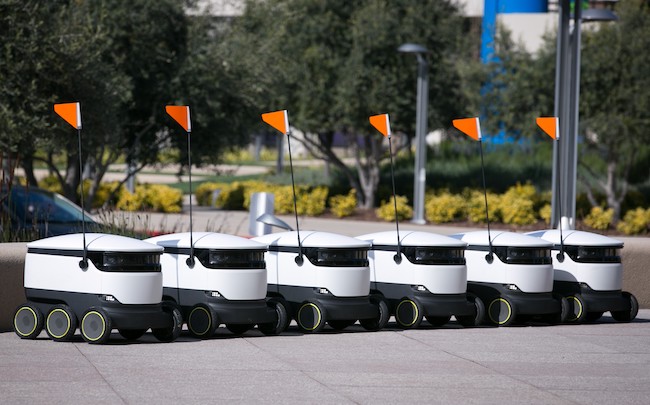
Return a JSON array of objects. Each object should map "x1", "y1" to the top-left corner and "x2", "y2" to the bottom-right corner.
[
  {"x1": 616, "y1": 208, "x2": 650, "y2": 235},
  {"x1": 539, "y1": 203, "x2": 552, "y2": 225},
  {"x1": 425, "y1": 191, "x2": 466, "y2": 223},
  {"x1": 116, "y1": 184, "x2": 182, "y2": 213},
  {"x1": 329, "y1": 189, "x2": 357, "y2": 218},
  {"x1": 376, "y1": 195, "x2": 413, "y2": 221},
  {"x1": 226, "y1": 0, "x2": 469, "y2": 209},
  {"x1": 465, "y1": 190, "x2": 502, "y2": 223},
  {"x1": 583, "y1": 206, "x2": 614, "y2": 230},
  {"x1": 499, "y1": 183, "x2": 539, "y2": 225}
]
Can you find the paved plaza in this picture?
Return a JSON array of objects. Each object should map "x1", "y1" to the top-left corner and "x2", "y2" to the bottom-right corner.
[{"x1": 2, "y1": 311, "x2": 650, "y2": 404}]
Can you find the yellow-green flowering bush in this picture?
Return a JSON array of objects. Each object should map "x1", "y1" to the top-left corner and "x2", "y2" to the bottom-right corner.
[
  {"x1": 376, "y1": 195, "x2": 413, "y2": 221},
  {"x1": 425, "y1": 191, "x2": 466, "y2": 223},
  {"x1": 195, "y1": 182, "x2": 224, "y2": 206},
  {"x1": 298, "y1": 186, "x2": 328, "y2": 216},
  {"x1": 616, "y1": 208, "x2": 650, "y2": 235},
  {"x1": 499, "y1": 183, "x2": 539, "y2": 225},
  {"x1": 466, "y1": 189, "x2": 502, "y2": 223},
  {"x1": 329, "y1": 189, "x2": 357, "y2": 218},
  {"x1": 539, "y1": 203, "x2": 552, "y2": 225},
  {"x1": 213, "y1": 182, "x2": 245, "y2": 210},
  {"x1": 116, "y1": 184, "x2": 182, "y2": 213},
  {"x1": 584, "y1": 206, "x2": 614, "y2": 230},
  {"x1": 38, "y1": 174, "x2": 63, "y2": 194}
]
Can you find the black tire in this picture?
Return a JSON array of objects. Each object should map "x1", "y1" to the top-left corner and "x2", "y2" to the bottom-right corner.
[
  {"x1": 80, "y1": 308, "x2": 112, "y2": 344},
  {"x1": 426, "y1": 315, "x2": 452, "y2": 327},
  {"x1": 544, "y1": 295, "x2": 568, "y2": 325},
  {"x1": 153, "y1": 303, "x2": 183, "y2": 342},
  {"x1": 611, "y1": 292, "x2": 639, "y2": 323},
  {"x1": 258, "y1": 298, "x2": 290, "y2": 336},
  {"x1": 327, "y1": 319, "x2": 356, "y2": 331},
  {"x1": 585, "y1": 312, "x2": 604, "y2": 323},
  {"x1": 46, "y1": 304, "x2": 77, "y2": 341},
  {"x1": 566, "y1": 294, "x2": 587, "y2": 323},
  {"x1": 187, "y1": 304, "x2": 218, "y2": 339},
  {"x1": 296, "y1": 301, "x2": 326, "y2": 333},
  {"x1": 360, "y1": 296, "x2": 390, "y2": 331},
  {"x1": 395, "y1": 298, "x2": 423, "y2": 329},
  {"x1": 456, "y1": 293, "x2": 486, "y2": 327},
  {"x1": 13, "y1": 303, "x2": 44, "y2": 339},
  {"x1": 487, "y1": 297, "x2": 517, "y2": 326},
  {"x1": 226, "y1": 324, "x2": 254, "y2": 335},
  {"x1": 118, "y1": 329, "x2": 147, "y2": 341}
]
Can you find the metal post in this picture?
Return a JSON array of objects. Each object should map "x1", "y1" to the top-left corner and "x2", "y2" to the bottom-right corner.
[{"x1": 412, "y1": 54, "x2": 429, "y2": 225}]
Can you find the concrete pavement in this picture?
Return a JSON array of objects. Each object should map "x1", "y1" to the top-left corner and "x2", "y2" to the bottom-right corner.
[{"x1": 2, "y1": 312, "x2": 650, "y2": 404}]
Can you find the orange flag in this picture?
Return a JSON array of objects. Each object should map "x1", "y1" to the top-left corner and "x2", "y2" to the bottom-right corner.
[
  {"x1": 536, "y1": 117, "x2": 559, "y2": 140},
  {"x1": 369, "y1": 114, "x2": 391, "y2": 138},
  {"x1": 452, "y1": 117, "x2": 481, "y2": 141},
  {"x1": 54, "y1": 102, "x2": 82, "y2": 130},
  {"x1": 261, "y1": 110, "x2": 289, "y2": 135},
  {"x1": 166, "y1": 105, "x2": 192, "y2": 132}
]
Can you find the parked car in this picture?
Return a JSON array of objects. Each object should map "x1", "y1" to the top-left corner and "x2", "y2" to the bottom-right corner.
[{"x1": 1, "y1": 185, "x2": 99, "y2": 239}]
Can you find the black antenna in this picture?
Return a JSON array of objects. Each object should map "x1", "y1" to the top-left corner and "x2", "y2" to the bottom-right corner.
[
  {"x1": 186, "y1": 128, "x2": 195, "y2": 267},
  {"x1": 77, "y1": 127, "x2": 88, "y2": 269},
  {"x1": 555, "y1": 134, "x2": 565, "y2": 262},
  {"x1": 387, "y1": 131, "x2": 402, "y2": 263},
  {"x1": 286, "y1": 129, "x2": 304, "y2": 265},
  {"x1": 478, "y1": 139, "x2": 494, "y2": 263}
]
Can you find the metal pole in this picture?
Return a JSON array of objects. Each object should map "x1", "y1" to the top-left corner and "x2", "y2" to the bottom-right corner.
[
  {"x1": 565, "y1": 4, "x2": 582, "y2": 229},
  {"x1": 412, "y1": 54, "x2": 428, "y2": 224}
]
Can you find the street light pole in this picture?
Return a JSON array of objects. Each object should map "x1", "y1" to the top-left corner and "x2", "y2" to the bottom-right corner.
[
  {"x1": 552, "y1": 0, "x2": 617, "y2": 230},
  {"x1": 398, "y1": 43, "x2": 429, "y2": 225}
]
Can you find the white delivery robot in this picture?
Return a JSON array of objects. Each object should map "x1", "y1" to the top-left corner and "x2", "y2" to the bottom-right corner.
[
  {"x1": 252, "y1": 230, "x2": 383, "y2": 333},
  {"x1": 357, "y1": 230, "x2": 481, "y2": 328},
  {"x1": 13, "y1": 233, "x2": 181, "y2": 344},
  {"x1": 144, "y1": 232, "x2": 279, "y2": 337},
  {"x1": 526, "y1": 229, "x2": 638, "y2": 323},
  {"x1": 451, "y1": 230, "x2": 564, "y2": 326}
]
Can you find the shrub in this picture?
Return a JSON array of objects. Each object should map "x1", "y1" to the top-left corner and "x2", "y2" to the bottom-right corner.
[
  {"x1": 116, "y1": 184, "x2": 182, "y2": 213},
  {"x1": 195, "y1": 182, "x2": 223, "y2": 206},
  {"x1": 242, "y1": 180, "x2": 277, "y2": 209},
  {"x1": 38, "y1": 174, "x2": 63, "y2": 194},
  {"x1": 465, "y1": 189, "x2": 501, "y2": 223},
  {"x1": 500, "y1": 183, "x2": 539, "y2": 225},
  {"x1": 425, "y1": 191, "x2": 466, "y2": 223},
  {"x1": 329, "y1": 189, "x2": 357, "y2": 218},
  {"x1": 214, "y1": 182, "x2": 245, "y2": 210},
  {"x1": 583, "y1": 206, "x2": 614, "y2": 230},
  {"x1": 299, "y1": 186, "x2": 328, "y2": 216},
  {"x1": 539, "y1": 203, "x2": 552, "y2": 225},
  {"x1": 274, "y1": 185, "x2": 303, "y2": 214},
  {"x1": 376, "y1": 195, "x2": 413, "y2": 221},
  {"x1": 616, "y1": 208, "x2": 650, "y2": 235}
]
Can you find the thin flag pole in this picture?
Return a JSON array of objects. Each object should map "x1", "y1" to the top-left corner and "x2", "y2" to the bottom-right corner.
[
  {"x1": 388, "y1": 134, "x2": 402, "y2": 263},
  {"x1": 536, "y1": 117, "x2": 565, "y2": 261},
  {"x1": 478, "y1": 139, "x2": 494, "y2": 261},
  {"x1": 186, "y1": 130, "x2": 195, "y2": 266},
  {"x1": 77, "y1": 127, "x2": 88, "y2": 269},
  {"x1": 286, "y1": 130, "x2": 303, "y2": 265},
  {"x1": 369, "y1": 114, "x2": 401, "y2": 263}
]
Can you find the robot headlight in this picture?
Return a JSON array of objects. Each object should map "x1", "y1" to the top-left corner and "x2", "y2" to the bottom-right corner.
[
  {"x1": 200, "y1": 249, "x2": 266, "y2": 269},
  {"x1": 403, "y1": 247, "x2": 466, "y2": 265},
  {"x1": 494, "y1": 247, "x2": 552, "y2": 265},
  {"x1": 94, "y1": 252, "x2": 161, "y2": 272},
  {"x1": 564, "y1": 246, "x2": 621, "y2": 263},
  {"x1": 305, "y1": 248, "x2": 369, "y2": 267}
]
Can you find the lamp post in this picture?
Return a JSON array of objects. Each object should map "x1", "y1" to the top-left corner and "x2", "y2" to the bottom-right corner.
[
  {"x1": 398, "y1": 43, "x2": 429, "y2": 225},
  {"x1": 552, "y1": 0, "x2": 617, "y2": 230}
]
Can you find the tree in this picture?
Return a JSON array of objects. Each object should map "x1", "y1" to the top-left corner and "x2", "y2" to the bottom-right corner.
[
  {"x1": 578, "y1": 0, "x2": 650, "y2": 220},
  {"x1": 225, "y1": 0, "x2": 468, "y2": 208},
  {"x1": 480, "y1": 0, "x2": 650, "y2": 221}
]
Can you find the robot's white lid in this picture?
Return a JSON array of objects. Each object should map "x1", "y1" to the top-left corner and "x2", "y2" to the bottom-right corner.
[
  {"x1": 145, "y1": 232, "x2": 265, "y2": 250},
  {"x1": 27, "y1": 233, "x2": 163, "y2": 252},
  {"x1": 450, "y1": 230, "x2": 552, "y2": 248},
  {"x1": 253, "y1": 230, "x2": 370, "y2": 249},
  {"x1": 357, "y1": 230, "x2": 466, "y2": 248},
  {"x1": 526, "y1": 229, "x2": 623, "y2": 247}
]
